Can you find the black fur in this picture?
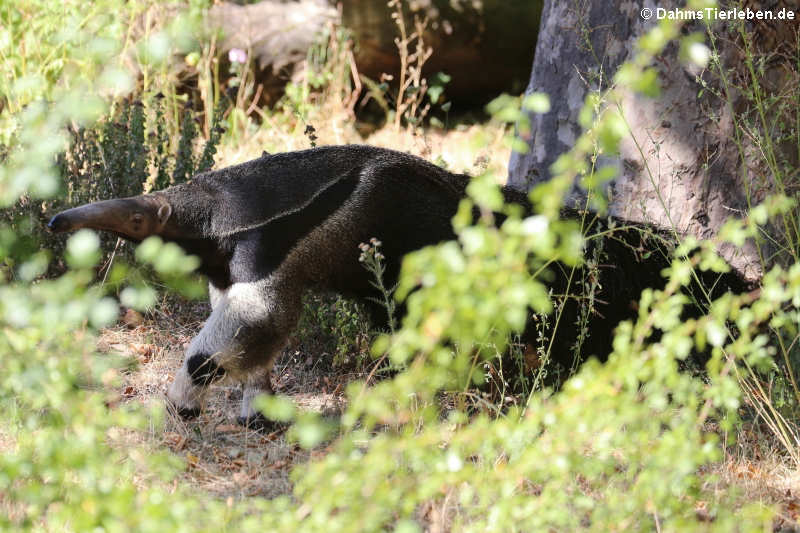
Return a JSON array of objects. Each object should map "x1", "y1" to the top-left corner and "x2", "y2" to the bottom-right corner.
[
  {"x1": 524, "y1": 216, "x2": 752, "y2": 369},
  {"x1": 236, "y1": 413, "x2": 288, "y2": 433},
  {"x1": 158, "y1": 145, "x2": 749, "y2": 367},
  {"x1": 158, "y1": 146, "x2": 472, "y2": 297},
  {"x1": 186, "y1": 352, "x2": 226, "y2": 387}
]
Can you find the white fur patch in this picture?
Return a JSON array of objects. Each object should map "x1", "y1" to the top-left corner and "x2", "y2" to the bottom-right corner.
[
  {"x1": 167, "y1": 364, "x2": 207, "y2": 410},
  {"x1": 189, "y1": 279, "x2": 275, "y2": 374},
  {"x1": 169, "y1": 279, "x2": 280, "y2": 412},
  {"x1": 170, "y1": 277, "x2": 298, "y2": 417},
  {"x1": 208, "y1": 282, "x2": 228, "y2": 310}
]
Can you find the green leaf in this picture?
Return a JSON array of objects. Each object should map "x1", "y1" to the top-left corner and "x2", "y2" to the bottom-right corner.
[
  {"x1": 66, "y1": 229, "x2": 101, "y2": 269},
  {"x1": 597, "y1": 110, "x2": 628, "y2": 154},
  {"x1": 120, "y1": 285, "x2": 157, "y2": 311},
  {"x1": 427, "y1": 85, "x2": 444, "y2": 104},
  {"x1": 522, "y1": 92, "x2": 551, "y2": 113},
  {"x1": 254, "y1": 394, "x2": 297, "y2": 422},
  {"x1": 634, "y1": 67, "x2": 661, "y2": 98},
  {"x1": 89, "y1": 297, "x2": 119, "y2": 328},
  {"x1": 289, "y1": 413, "x2": 334, "y2": 449},
  {"x1": 135, "y1": 236, "x2": 163, "y2": 264}
]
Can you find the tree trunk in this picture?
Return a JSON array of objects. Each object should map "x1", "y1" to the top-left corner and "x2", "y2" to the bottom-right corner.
[
  {"x1": 509, "y1": 0, "x2": 798, "y2": 281},
  {"x1": 209, "y1": 0, "x2": 544, "y2": 108},
  {"x1": 342, "y1": 0, "x2": 543, "y2": 106},
  {"x1": 209, "y1": 1, "x2": 338, "y2": 105}
]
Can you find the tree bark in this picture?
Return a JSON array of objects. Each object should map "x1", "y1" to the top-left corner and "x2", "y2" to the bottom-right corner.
[
  {"x1": 209, "y1": 0, "x2": 544, "y2": 108},
  {"x1": 509, "y1": 0, "x2": 798, "y2": 281},
  {"x1": 209, "y1": 1, "x2": 338, "y2": 105}
]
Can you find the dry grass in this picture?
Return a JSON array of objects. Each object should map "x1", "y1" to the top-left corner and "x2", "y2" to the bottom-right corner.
[
  {"x1": 96, "y1": 295, "x2": 354, "y2": 501},
  {"x1": 95, "y1": 297, "x2": 800, "y2": 529},
  {"x1": 702, "y1": 424, "x2": 800, "y2": 530},
  {"x1": 215, "y1": 117, "x2": 510, "y2": 180}
]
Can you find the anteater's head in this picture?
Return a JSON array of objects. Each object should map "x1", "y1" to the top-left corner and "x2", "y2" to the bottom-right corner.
[{"x1": 47, "y1": 193, "x2": 174, "y2": 242}]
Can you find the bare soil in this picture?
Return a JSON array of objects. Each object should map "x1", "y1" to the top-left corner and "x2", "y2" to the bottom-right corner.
[{"x1": 97, "y1": 298, "x2": 360, "y2": 501}]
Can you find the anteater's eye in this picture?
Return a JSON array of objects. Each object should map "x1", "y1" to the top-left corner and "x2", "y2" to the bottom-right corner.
[{"x1": 132, "y1": 214, "x2": 144, "y2": 224}]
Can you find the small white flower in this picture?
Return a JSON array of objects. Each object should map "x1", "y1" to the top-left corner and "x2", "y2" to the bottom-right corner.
[
  {"x1": 688, "y1": 42, "x2": 711, "y2": 68},
  {"x1": 228, "y1": 48, "x2": 247, "y2": 64},
  {"x1": 445, "y1": 452, "x2": 463, "y2": 472},
  {"x1": 521, "y1": 215, "x2": 548, "y2": 236}
]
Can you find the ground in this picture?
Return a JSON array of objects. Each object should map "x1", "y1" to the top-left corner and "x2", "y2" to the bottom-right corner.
[
  {"x1": 99, "y1": 297, "x2": 357, "y2": 500},
  {"x1": 94, "y1": 296, "x2": 800, "y2": 531}
]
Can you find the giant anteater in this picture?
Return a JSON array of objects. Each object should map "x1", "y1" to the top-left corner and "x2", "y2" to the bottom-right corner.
[{"x1": 48, "y1": 145, "x2": 751, "y2": 427}]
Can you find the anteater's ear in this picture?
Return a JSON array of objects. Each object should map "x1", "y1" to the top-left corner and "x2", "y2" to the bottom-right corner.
[{"x1": 157, "y1": 203, "x2": 172, "y2": 226}]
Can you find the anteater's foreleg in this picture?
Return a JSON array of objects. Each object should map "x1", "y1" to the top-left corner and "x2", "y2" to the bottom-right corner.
[{"x1": 166, "y1": 279, "x2": 300, "y2": 425}]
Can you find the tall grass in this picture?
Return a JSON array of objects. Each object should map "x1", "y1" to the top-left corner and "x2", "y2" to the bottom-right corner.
[{"x1": 704, "y1": 19, "x2": 800, "y2": 465}]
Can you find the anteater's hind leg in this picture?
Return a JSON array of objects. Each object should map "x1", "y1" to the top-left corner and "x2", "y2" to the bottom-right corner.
[{"x1": 166, "y1": 278, "x2": 300, "y2": 420}]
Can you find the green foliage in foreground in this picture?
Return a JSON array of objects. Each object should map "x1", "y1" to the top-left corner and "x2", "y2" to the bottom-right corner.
[
  {"x1": 0, "y1": 238, "x2": 209, "y2": 531},
  {"x1": 1, "y1": 0, "x2": 799, "y2": 531},
  {"x1": 282, "y1": 190, "x2": 796, "y2": 532}
]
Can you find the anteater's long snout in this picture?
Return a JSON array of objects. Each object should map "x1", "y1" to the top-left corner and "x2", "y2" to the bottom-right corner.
[
  {"x1": 47, "y1": 213, "x2": 70, "y2": 232},
  {"x1": 46, "y1": 198, "x2": 142, "y2": 236},
  {"x1": 45, "y1": 196, "x2": 173, "y2": 241},
  {"x1": 46, "y1": 202, "x2": 115, "y2": 234}
]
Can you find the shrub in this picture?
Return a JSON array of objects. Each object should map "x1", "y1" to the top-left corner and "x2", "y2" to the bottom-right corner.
[
  {"x1": 294, "y1": 292, "x2": 372, "y2": 370},
  {"x1": 1, "y1": 1, "x2": 798, "y2": 532}
]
